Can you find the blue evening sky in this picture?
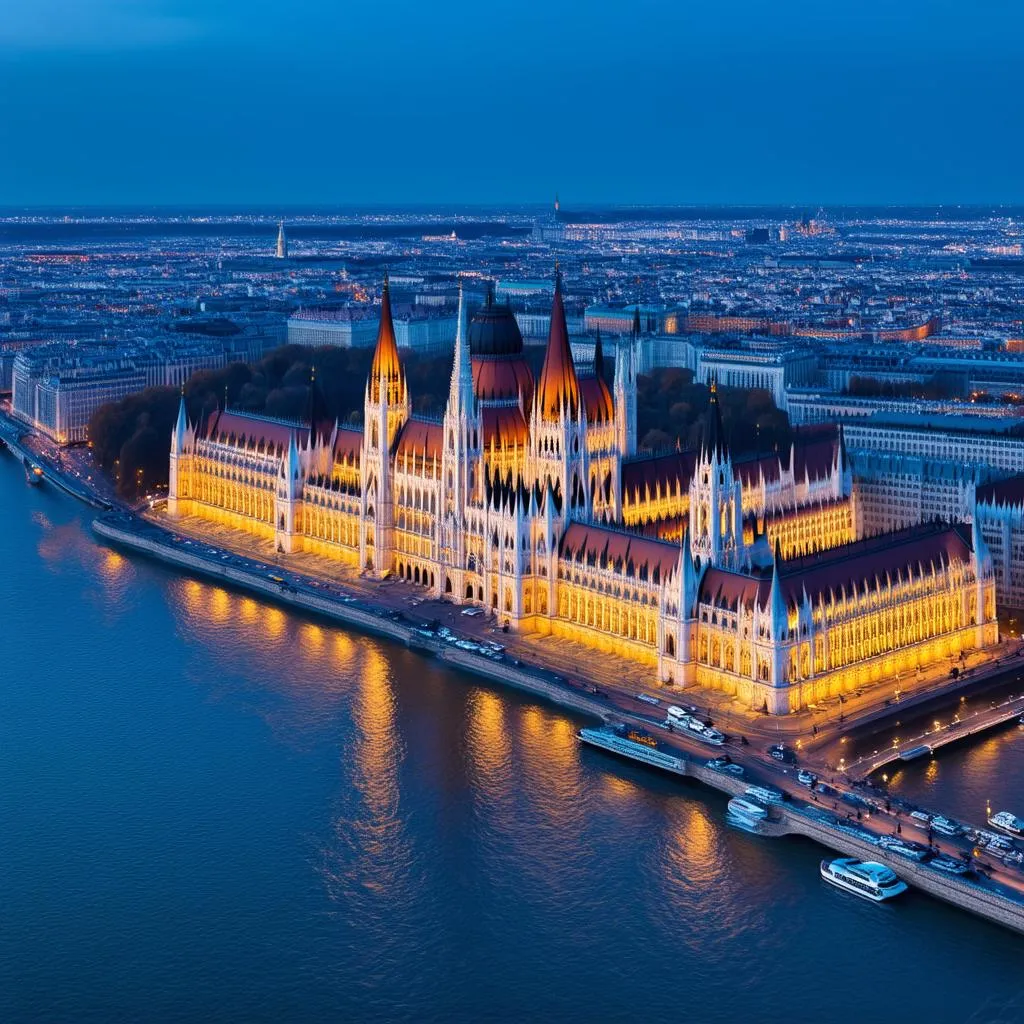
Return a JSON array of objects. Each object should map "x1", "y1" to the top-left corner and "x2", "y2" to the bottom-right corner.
[{"x1": 1, "y1": 0, "x2": 1022, "y2": 206}]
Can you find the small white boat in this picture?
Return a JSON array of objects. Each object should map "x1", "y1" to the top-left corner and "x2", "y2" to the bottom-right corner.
[
  {"x1": 745, "y1": 784, "x2": 785, "y2": 805},
  {"x1": 877, "y1": 835, "x2": 929, "y2": 861},
  {"x1": 930, "y1": 816, "x2": 963, "y2": 837},
  {"x1": 820, "y1": 858, "x2": 908, "y2": 902},
  {"x1": 928, "y1": 855, "x2": 970, "y2": 876},
  {"x1": 727, "y1": 797, "x2": 768, "y2": 821},
  {"x1": 988, "y1": 811, "x2": 1023, "y2": 837}
]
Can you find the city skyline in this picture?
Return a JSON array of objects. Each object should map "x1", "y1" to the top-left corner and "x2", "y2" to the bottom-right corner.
[{"x1": 2, "y1": 0, "x2": 1024, "y2": 206}]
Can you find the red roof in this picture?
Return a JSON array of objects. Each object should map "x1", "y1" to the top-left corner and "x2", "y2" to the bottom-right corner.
[
  {"x1": 560, "y1": 523, "x2": 680, "y2": 583},
  {"x1": 333, "y1": 426, "x2": 362, "y2": 465},
  {"x1": 394, "y1": 418, "x2": 443, "y2": 464},
  {"x1": 791, "y1": 424, "x2": 840, "y2": 481},
  {"x1": 622, "y1": 451, "x2": 698, "y2": 500},
  {"x1": 700, "y1": 523, "x2": 974, "y2": 612},
  {"x1": 203, "y1": 409, "x2": 306, "y2": 454},
  {"x1": 579, "y1": 374, "x2": 614, "y2": 424},
  {"x1": 482, "y1": 405, "x2": 528, "y2": 447},
  {"x1": 699, "y1": 569, "x2": 769, "y2": 613},
  {"x1": 735, "y1": 453, "x2": 783, "y2": 488},
  {"x1": 472, "y1": 355, "x2": 534, "y2": 406}
]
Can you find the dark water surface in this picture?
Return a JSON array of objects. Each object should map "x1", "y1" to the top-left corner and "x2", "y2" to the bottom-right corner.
[{"x1": 2, "y1": 455, "x2": 1022, "y2": 1023}]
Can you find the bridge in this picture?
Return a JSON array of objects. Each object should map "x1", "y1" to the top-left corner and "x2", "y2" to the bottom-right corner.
[{"x1": 840, "y1": 692, "x2": 1024, "y2": 778}]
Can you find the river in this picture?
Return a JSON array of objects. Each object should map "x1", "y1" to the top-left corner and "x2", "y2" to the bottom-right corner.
[{"x1": 1, "y1": 454, "x2": 1022, "y2": 1023}]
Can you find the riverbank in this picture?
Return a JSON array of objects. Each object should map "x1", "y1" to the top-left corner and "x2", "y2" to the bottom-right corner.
[
  {"x1": 86, "y1": 512, "x2": 1024, "y2": 938},
  {"x1": 92, "y1": 513, "x2": 609, "y2": 723}
]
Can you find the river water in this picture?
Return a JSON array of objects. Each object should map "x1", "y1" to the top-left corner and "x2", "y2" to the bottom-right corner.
[{"x1": 2, "y1": 454, "x2": 1022, "y2": 1023}]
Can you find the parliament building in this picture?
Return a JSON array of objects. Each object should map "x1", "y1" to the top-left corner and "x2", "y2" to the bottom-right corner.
[{"x1": 167, "y1": 275, "x2": 999, "y2": 713}]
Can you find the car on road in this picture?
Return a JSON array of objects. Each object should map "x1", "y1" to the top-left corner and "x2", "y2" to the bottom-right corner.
[
  {"x1": 460, "y1": 607, "x2": 484, "y2": 617},
  {"x1": 797, "y1": 770, "x2": 817, "y2": 787},
  {"x1": 706, "y1": 756, "x2": 744, "y2": 777},
  {"x1": 769, "y1": 743, "x2": 797, "y2": 764}
]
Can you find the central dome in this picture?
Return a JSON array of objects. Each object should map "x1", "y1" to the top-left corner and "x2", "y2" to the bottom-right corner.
[{"x1": 468, "y1": 292, "x2": 524, "y2": 357}]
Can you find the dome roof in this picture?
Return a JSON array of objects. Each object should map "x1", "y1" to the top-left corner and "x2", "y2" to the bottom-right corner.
[
  {"x1": 472, "y1": 356, "x2": 534, "y2": 406},
  {"x1": 468, "y1": 292, "x2": 524, "y2": 356}
]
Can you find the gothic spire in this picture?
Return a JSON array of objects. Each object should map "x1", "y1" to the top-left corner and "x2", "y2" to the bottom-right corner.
[
  {"x1": 703, "y1": 377, "x2": 727, "y2": 461},
  {"x1": 369, "y1": 273, "x2": 403, "y2": 402},
  {"x1": 449, "y1": 279, "x2": 474, "y2": 412},
  {"x1": 536, "y1": 266, "x2": 580, "y2": 420}
]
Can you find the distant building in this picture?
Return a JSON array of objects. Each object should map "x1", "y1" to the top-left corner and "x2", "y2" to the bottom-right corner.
[
  {"x1": 584, "y1": 304, "x2": 681, "y2": 336},
  {"x1": 12, "y1": 345, "x2": 146, "y2": 444},
  {"x1": 275, "y1": 222, "x2": 288, "y2": 259},
  {"x1": 496, "y1": 280, "x2": 555, "y2": 301},
  {"x1": 287, "y1": 308, "x2": 379, "y2": 349}
]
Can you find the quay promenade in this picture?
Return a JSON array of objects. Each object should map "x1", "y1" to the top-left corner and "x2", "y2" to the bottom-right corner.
[{"x1": 93, "y1": 509, "x2": 1024, "y2": 939}]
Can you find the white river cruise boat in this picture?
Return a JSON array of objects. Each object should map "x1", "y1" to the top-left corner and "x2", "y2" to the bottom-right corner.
[
  {"x1": 987, "y1": 811, "x2": 1023, "y2": 837},
  {"x1": 820, "y1": 858, "x2": 908, "y2": 902},
  {"x1": 578, "y1": 726, "x2": 686, "y2": 775}
]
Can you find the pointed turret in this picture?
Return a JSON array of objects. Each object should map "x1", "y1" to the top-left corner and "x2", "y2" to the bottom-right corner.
[
  {"x1": 275, "y1": 220, "x2": 287, "y2": 259},
  {"x1": 766, "y1": 539, "x2": 789, "y2": 638},
  {"x1": 305, "y1": 364, "x2": 330, "y2": 442},
  {"x1": 172, "y1": 390, "x2": 189, "y2": 454},
  {"x1": 449, "y1": 279, "x2": 474, "y2": 412},
  {"x1": 536, "y1": 268, "x2": 580, "y2": 420},
  {"x1": 681, "y1": 525, "x2": 699, "y2": 612},
  {"x1": 703, "y1": 377, "x2": 727, "y2": 461},
  {"x1": 369, "y1": 273, "x2": 404, "y2": 403}
]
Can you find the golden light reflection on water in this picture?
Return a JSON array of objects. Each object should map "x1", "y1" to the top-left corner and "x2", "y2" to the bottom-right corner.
[
  {"x1": 263, "y1": 606, "x2": 286, "y2": 640},
  {"x1": 209, "y1": 587, "x2": 230, "y2": 624},
  {"x1": 238, "y1": 597, "x2": 258, "y2": 624},
  {"x1": 516, "y1": 706, "x2": 583, "y2": 832},
  {"x1": 302, "y1": 623, "x2": 325, "y2": 655},
  {"x1": 352, "y1": 647, "x2": 400, "y2": 825},
  {"x1": 599, "y1": 773, "x2": 642, "y2": 802},
  {"x1": 465, "y1": 689, "x2": 512, "y2": 787},
  {"x1": 333, "y1": 632, "x2": 356, "y2": 663}
]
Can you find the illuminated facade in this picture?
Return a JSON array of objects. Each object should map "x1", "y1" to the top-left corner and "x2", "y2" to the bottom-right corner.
[{"x1": 168, "y1": 274, "x2": 999, "y2": 713}]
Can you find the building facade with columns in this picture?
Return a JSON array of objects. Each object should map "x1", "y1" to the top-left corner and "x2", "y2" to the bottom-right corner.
[{"x1": 167, "y1": 275, "x2": 999, "y2": 713}]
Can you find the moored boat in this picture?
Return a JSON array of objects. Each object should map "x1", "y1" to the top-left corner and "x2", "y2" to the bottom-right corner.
[
  {"x1": 929, "y1": 815, "x2": 963, "y2": 837},
  {"x1": 726, "y1": 796, "x2": 770, "y2": 834},
  {"x1": 928, "y1": 855, "x2": 970, "y2": 876},
  {"x1": 578, "y1": 726, "x2": 686, "y2": 775},
  {"x1": 820, "y1": 857, "x2": 908, "y2": 902},
  {"x1": 877, "y1": 835, "x2": 929, "y2": 861},
  {"x1": 744, "y1": 784, "x2": 785, "y2": 805},
  {"x1": 987, "y1": 811, "x2": 1023, "y2": 837}
]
